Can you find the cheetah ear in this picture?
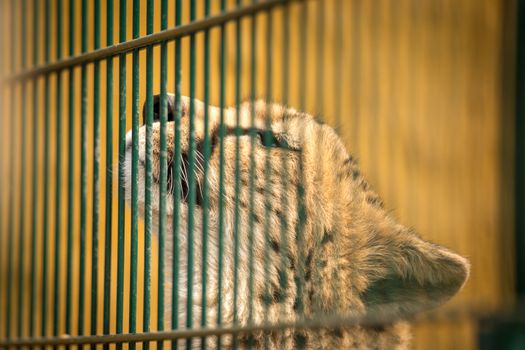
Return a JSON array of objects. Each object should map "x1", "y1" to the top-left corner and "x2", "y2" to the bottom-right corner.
[{"x1": 360, "y1": 228, "x2": 469, "y2": 318}]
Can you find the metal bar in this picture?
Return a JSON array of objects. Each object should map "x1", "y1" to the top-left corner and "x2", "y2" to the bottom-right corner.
[
  {"x1": 91, "y1": 0, "x2": 102, "y2": 343},
  {"x1": 16, "y1": 0, "x2": 28, "y2": 338},
  {"x1": 232, "y1": 1, "x2": 242, "y2": 346},
  {"x1": 41, "y1": 0, "x2": 52, "y2": 338},
  {"x1": 79, "y1": 0, "x2": 89, "y2": 339},
  {"x1": 158, "y1": 0, "x2": 168, "y2": 343},
  {"x1": 294, "y1": 0, "x2": 309, "y2": 318},
  {"x1": 6, "y1": 0, "x2": 18, "y2": 338},
  {"x1": 262, "y1": 9, "x2": 273, "y2": 349},
  {"x1": 5, "y1": 0, "x2": 296, "y2": 83},
  {"x1": 217, "y1": 1, "x2": 227, "y2": 347},
  {"x1": 200, "y1": 1, "x2": 211, "y2": 348},
  {"x1": 171, "y1": 1, "x2": 183, "y2": 347},
  {"x1": 516, "y1": 0, "x2": 525, "y2": 296},
  {"x1": 247, "y1": 1, "x2": 257, "y2": 333},
  {"x1": 144, "y1": 0, "x2": 154, "y2": 347},
  {"x1": 278, "y1": 0, "x2": 290, "y2": 320},
  {"x1": 0, "y1": 305, "x2": 490, "y2": 348},
  {"x1": 103, "y1": 1, "x2": 115, "y2": 348},
  {"x1": 116, "y1": 0, "x2": 127, "y2": 347},
  {"x1": 29, "y1": 0, "x2": 40, "y2": 336},
  {"x1": 53, "y1": 0, "x2": 64, "y2": 339},
  {"x1": 130, "y1": 1, "x2": 141, "y2": 348},
  {"x1": 186, "y1": 1, "x2": 198, "y2": 348},
  {"x1": 65, "y1": 0, "x2": 76, "y2": 340}
]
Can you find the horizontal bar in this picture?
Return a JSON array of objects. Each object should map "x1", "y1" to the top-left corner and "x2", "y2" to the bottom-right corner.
[
  {"x1": 0, "y1": 303, "x2": 509, "y2": 348},
  {"x1": 4, "y1": 0, "x2": 295, "y2": 83}
]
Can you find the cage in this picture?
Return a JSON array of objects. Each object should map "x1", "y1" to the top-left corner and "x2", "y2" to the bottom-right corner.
[{"x1": 0, "y1": 0, "x2": 524, "y2": 349}]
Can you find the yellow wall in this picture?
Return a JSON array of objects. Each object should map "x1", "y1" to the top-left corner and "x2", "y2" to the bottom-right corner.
[{"x1": 0, "y1": 0, "x2": 516, "y2": 349}]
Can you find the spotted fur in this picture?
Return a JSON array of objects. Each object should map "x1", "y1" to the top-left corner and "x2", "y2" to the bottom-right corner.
[{"x1": 123, "y1": 95, "x2": 469, "y2": 349}]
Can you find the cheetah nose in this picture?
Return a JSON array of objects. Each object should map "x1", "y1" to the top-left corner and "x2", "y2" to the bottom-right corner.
[{"x1": 142, "y1": 94, "x2": 177, "y2": 124}]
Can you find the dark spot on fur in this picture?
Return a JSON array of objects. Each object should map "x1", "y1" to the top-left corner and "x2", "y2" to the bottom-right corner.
[
  {"x1": 306, "y1": 251, "x2": 313, "y2": 266},
  {"x1": 270, "y1": 239, "x2": 280, "y2": 253},
  {"x1": 352, "y1": 169, "x2": 360, "y2": 179},
  {"x1": 321, "y1": 231, "x2": 334, "y2": 245},
  {"x1": 319, "y1": 260, "x2": 327, "y2": 268},
  {"x1": 366, "y1": 325, "x2": 386, "y2": 333},
  {"x1": 294, "y1": 333, "x2": 308, "y2": 347},
  {"x1": 330, "y1": 328, "x2": 344, "y2": 338},
  {"x1": 367, "y1": 195, "x2": 381, "y2": 206},
  {"x1": 288, "y1": 254, "x2": 295, "y2": 270},
  {"x1": 253, "y1": 213, "x2": 262, "y2": 224},
  {"x1": 273, "y1": 288, "x2": 285, "y2": 303}
]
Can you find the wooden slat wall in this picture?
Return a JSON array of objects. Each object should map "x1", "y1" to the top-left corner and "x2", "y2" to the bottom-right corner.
[{"x1": 0, "y1": 0, "x2": 516, "y2": 349}]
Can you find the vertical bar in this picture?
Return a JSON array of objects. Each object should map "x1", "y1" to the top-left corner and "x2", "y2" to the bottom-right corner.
[
  {"x1": 350, "y1": 1, "x2": 361, "y2": 153},
  {"x1": 130, "y1": 0, "x2": 141, "y2": 348},
  {"x1": 294, "y1": 0, "x2": 308, "y2": 319},
  {"x1": 103, "y1": 0, "x2": 114, "y2": 347},
  {"x1": 6, "y1": 0, "x2": 18, "y2": 339},
  {"x1": 232, "y1": 1, "x2": 242, "y2": 346},
  {"x1": 158, "y1": 0, "x2": 168, "y2": 342},
  {"x1": 315, "y1": 0, "x2": 324, "y2": 116},
  {"x1": 217, "y1": 0, "x2": 227, "y2": 347},
  {"x1": 29, "y1": 0, "x2": 41, "y2": 337},
  {"x1": 91, "y1": 0, "x2": 101, "y2": 344},
  {"x1": 144, "y1": 0, "x2": 154, "y2": 347},
  {"x1": 262, "y1": 9, "x2": 273, "y2": 349},
  {"x1": 171, "y1": 1, "x2": 182, "y2": 347},
  {"x1": 516, "y1": 0, "x2": 525, "y2": 296},
  {"x1": 200, "y1": 0, "x2": 211, "y2": 348},
  {"x1": 65, "y1": 0, "x2": 76, "y2": 341},
  {"x1": 79, "y1": 0, "x2": 89, "y2": 339},
  {"x1": 333, "y1": 0, "x2": 343, "y2": 129},
  {"x1": 277, "y1": 1, "x2": 290, "y2": 320},
  {"x1": 116, "y1": 0, "x2": 127, "y2": 346},
  {"x1": 17, "y1": 0, "x2": 28, "y2": 338},
  {"x1": 186, "y1": 1, "x2": 197, "y2": 349},
  {"x1": 247, "y1": 1, "x2": 257, "y2": 333},
  {"x1": 41, "y1": 0, "x2": 52, "y2": 339},
  {"x1": 53, "y1": 0, "x2": 64, "y2": 340}
]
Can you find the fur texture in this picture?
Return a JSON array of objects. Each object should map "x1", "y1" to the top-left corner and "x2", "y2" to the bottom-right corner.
[{"x1": 123, "y1": 95, "x2": 469, "y2": 349}]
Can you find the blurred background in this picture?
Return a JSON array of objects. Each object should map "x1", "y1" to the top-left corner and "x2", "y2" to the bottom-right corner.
[{"x1": 0, "y1": 0, "x2": 522, "y2": 349}]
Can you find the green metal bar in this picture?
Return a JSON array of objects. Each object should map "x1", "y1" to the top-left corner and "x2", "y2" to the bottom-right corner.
[
  {"x1": 29, "y1": 0, "x2": 40, "y2": 336},
  {"x1": 116, "y1": 0, "x2": 127, "y2": 347},
  {"x1": 53, "y1": 0, "x2": 64, "y2": 339},
  {"x1": 158, "y1": 0, "x2": 168, "y2": 341},
  {"x1": 65, "y1": 0, "x2": 76, "y2": 341},
  {"x1": 171, "y1": 1, "x2": 182, "y2": 346},
  {"x1": 294, "y1": 0, "x2": 308, "y2": 318},
  {"x1": 79, "y1": 0, "x2": 89, "y2": 337},
  {"x1": 6, "y1": 0, "x2": 18, "y2": 337},
  {"x1": 278, "y1": 1, "x2": 290, "y2": 320},
  {"x1": 200, "y1": 1, "x2": 211, "y2": 348},
  {"x1": 91, "y1": 0, "x2": 102, "y2": 343},
  {"x1": 315, "y1": 0, "x2": 324, "y2": 116},
  {"x1": 217, "y1": 1, "x2": 227, "y2": 347},
  {"x1": 17, "y1": 0, "x2": 28, "y2": 338},
  {"x1": 186, "y1": 2, "x2": 197, "y2": 349},
  {"x1": 232, "y1": 2, "x2": 242, "y2": 346},
  {"x1": 41, "y1": 0, "x2": 52, "y2": 338},
  {"x1": 144, "y1": 0, "x2": 154, "y2": 347},
  {"x1": 130, "y1": 0, "x2": 141, "y2": 348},
  {"x1": 6, "y1": 0, "x2": 294, "y2": 83},
  {"x1": 350, "y1": 0, "x2": 361, "y2": 152},
  {"x1": 247, "y1": 1, "x2": 257, "y2": 332},
  {"x1": 103, "y1": 1, "x2": 114, "y2": 347},
  {"x1": 333, "y1": 0, "x2": 342, "y2": 129},
  {"x1": 516, "y1": 0, "x2": 525, "y2": 296},
  {"x1": 262, "y1": 9, "x2": 273, "y2": 349}
]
